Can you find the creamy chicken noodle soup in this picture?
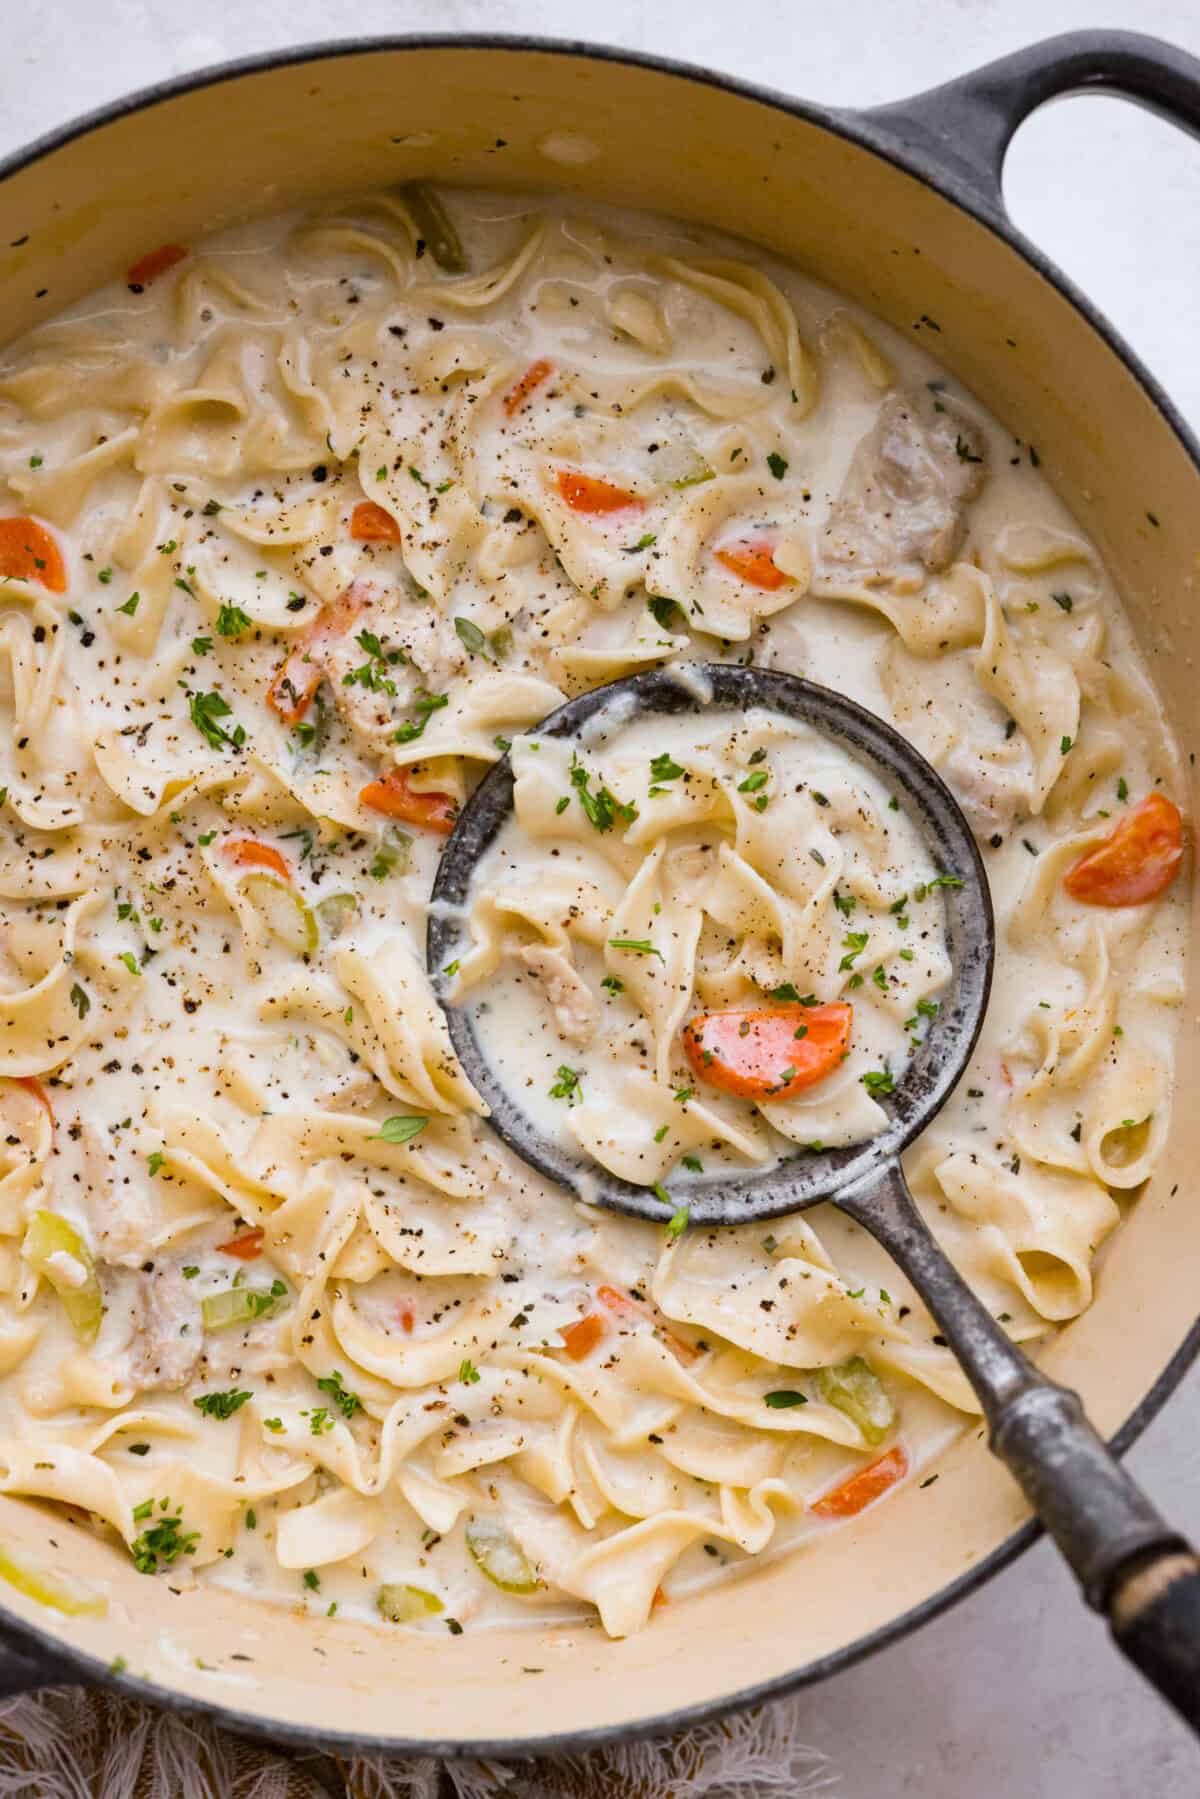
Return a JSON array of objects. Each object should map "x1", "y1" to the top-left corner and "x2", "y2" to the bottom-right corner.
[{"x1": 0, "y1": 184, "x2": 1185, "y2": 1640}]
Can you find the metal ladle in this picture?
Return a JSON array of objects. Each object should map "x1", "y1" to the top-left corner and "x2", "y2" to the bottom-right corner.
[{"x1": 427, "y1": 663, "x2": 1200, "y2": 1730}]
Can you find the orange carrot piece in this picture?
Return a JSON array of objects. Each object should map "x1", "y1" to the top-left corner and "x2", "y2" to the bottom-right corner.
[
  {"x1": 360, "y1": 767, "x2": 457, "y2": 835},
  {"x1": 127, "y1": 244, "x2": 188, "y2": 290},
  {"x1": 1063, "y1": 793, "x2": 1183, "y2": 908},
  {"x1": 15, "y1": 1077, "x2": 54, "y2": 1129},
  {"x1": 555, "y1": 469, "x2": 642, "y2": 514},
  {"x1": 560, "y1": 1311, "x2": 608, "y2": 1361},
  {"x1": 714, "y1": 540, "x2": 789, "y2": 591},
  {"x1": 811, "y1": 1444, "x2": 910, "y2": 1520},
  {"x1": 683, "y1": 1002, "x2": 853, "y2": 1101},
  {"x1": 224, "y1": 839, "x2": 291, "y2": 881},
  {"x1": 268, "y1": 579, "x2": 370, "y2": 723},
  {"x1": 397, "y1": 1302, "x2": 416, "y2": 1334},
  {"x1": 349, "y1": 500, "x2": 401, "y2": 543},
  {"x1": 505, "y1": 358, "x2": 554, "y2": 417},
  {"x1": 0, "y1": 517, "x2": 66, "y2": 594},
  {"x1": 217, "y1": 1227, "x2": 264, "y2": 1261}
]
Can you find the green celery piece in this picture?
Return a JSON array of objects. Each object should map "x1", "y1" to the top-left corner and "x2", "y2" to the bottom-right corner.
[{"x1": 811, "y1": 1354, "x2": 894, "y2": 1445}]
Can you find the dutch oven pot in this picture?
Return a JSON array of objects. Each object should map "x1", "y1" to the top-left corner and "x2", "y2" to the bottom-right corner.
[{"x1": 0, "y1": 26, "x2": 1199, "y2": 1762}]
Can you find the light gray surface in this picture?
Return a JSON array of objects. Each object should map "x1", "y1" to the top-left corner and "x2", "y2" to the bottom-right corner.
[{"x1": 2, "y1": 2, "x2": 1199, "y2": 1792}]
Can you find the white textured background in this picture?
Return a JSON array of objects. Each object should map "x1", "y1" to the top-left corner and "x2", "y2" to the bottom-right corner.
[{"x1": 3, "y1": 2, "x2": 1200, "y2": 1792}]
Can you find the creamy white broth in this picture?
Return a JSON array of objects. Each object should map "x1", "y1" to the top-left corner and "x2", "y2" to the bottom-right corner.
[
  {"x1": 462, "y1": 705, "x2": 953, "y2": 1182},
  {"x1": 0, "y1": 183, "x2": 1186, "y2": 1641}
]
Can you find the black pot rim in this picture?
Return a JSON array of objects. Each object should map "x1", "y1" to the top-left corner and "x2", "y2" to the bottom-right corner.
[{"x1": 2, "y1": 27, "x2": 1198, "y2": 1765}]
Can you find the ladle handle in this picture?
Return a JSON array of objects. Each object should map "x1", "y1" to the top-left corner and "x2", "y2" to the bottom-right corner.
[{"x1": 838, "y1": 1159, "x2": 1200, "y2": 1733}]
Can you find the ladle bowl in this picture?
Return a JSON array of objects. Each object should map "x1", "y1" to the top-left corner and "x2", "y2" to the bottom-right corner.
[{"x1": 428, "y1": 662, "x2": 1200, "y2": 1731}]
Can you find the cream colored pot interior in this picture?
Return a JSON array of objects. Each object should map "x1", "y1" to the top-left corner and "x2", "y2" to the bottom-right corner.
[{"x1": 0, "y1": 43, "x2": 1197, "y2": 1749}]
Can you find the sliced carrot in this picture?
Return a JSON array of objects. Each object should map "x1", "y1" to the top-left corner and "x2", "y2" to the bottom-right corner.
[
  {"x1": 15, "y1": 1077, "x2": 54, "y2": 1129},
  {"x1": 268, "y1": 579, "x2": 370, "y2": 723},
  {"x1": 360, "y1": 768, "x2": 457, "y2": 835},
  {"x1": 0, "y1": 517, "x2": 66, "y2": 594},
  {"x1": 1063, "y1": 793, "x2": 1183, "y2": 908},
  {"x1": 683, "y1": 1002, "x2": 853, "y2": 1102},
  {"x1": 397, "y1": 1303, "x2": 416, "y2": 1333},
  {"x1": 597, "y1": 1284, "x2": 698, "y2": 1366},
  {"x1": 127, "y1": 244, "x2": 188, "y2": 290},
  {"x1": 555, "y1": 469, "x2": 642, "y2": 515},
  {"x1": 217, "y1": 1227, "x2": 264, "y2": 1261},
  {"x1": 224, "y1": 839, "x2": 291, "y2": 881},
  {"x1": 811, "y1": 1444, "x2": 909, "y2": 1520},
  {"x1": 559, "y1": 1311, "x2": 608, "y2": 1361},
  {"x1": 505, "y1": 358, "x2": 554, "y2": 417},
  {"x1": 350, "y1": 500, "x2": 401, "y2": 543},
  {"x1": 714, "y1": 540, "x2": 789, "y2": 591}
]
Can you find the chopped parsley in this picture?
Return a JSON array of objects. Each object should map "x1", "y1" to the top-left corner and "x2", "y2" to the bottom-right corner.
[
  {"x1": 608, "y1": 937, "x2": 663, "y2": 959},
  {"x1": 147, "y1": 1151, "x2": 164, "y2": 1177},
  {"x1": 839, "y1": 930, "x2": 868, "y2": 972},
  {"x1": 189, "y1": 689, "x2": 245, "y2": 752},
  {"x1": 394, "y1": 690, "x2": 448, "y2": 743},
  {"x1": 861, "y1": 1068, "x2": 895, "y2": 1095},
  {"x1": 454, "y1": 616, "x2": 498, "y2": 662},
  {"x1": 316, "y1": 1370, "x2": 362, "y2": 1419},
  {"x1": 131, "y1": 1502, "x2": 199, "y2": 1575},
  {"x1": 216, "y1": 602, "x2": 251, "y2": 638},
  {"x1": 375, "y1": 1115, "x2": 428, "y2": 1145},
  {"x1": 569, "y1": 756, "x2": 637, "y2": 832},
  {"x1": 116, "y1": 592, "x2": 140, "y2": 617},
  {"x1": 648, "y1": 752, "x2": 684, "y2": 788},
  {"x1": 344, "y1": 629, "x2": 400, "y2": 694},
  {"x1": 664, "y1": 1205, "x2": 689, "y2": 1241},
  {"x1": 764, "y1": 1390, "x2": 807, "y2": 1409},
  {"x1": 459, "y1": 1359, "x2": 481, "y2": 1385},
  {"x1": 647, "y1": 595, "x2": 684, "y2": 631},
  {"x1": 193, "y1": 1390, "x2": 252, "y2": 1421},
  {"x1": 767, "y1": 452, "x2": 788, "y2": 480},
  {"x1": 70, "y1": 981, "x2": 90, "y2": 1019},
  {"x1": 549, "y1": 1065, "x2": 583, "y2": 1105}
]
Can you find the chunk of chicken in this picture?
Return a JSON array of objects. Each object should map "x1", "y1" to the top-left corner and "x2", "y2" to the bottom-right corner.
[
  {"x1": 122, "y1": 1265, "x2": 203, "y2": 1393},
  {"x1": 515, "y1": 943, "x2": 598, "y2": 1049},
  {"x1": 322, "y1": 605, "x2": 468, "y2": 752},
  {"x1": 80, "y1": 1122, "x2": 151, "y2": 1270},
  {"x1": 822, "y1": 392, "x2": 986, "y2": 577}
]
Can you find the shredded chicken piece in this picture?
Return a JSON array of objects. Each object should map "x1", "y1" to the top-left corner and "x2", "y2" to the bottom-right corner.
[
  {"x1": 322, "y1": 606, "x2": 467, "y2": 752},
  {"x1": 822, "y1": 392, "x2": 986, "y2": 576},
  {"x1": 81, "y1": 1122, "x2": 150, "y2": 1269},
  {"x1": 123, "y1": 1265, "x2": 202, "y2": 1392},
  {"x1": 516, "y1": 943, "x2": 598, "y2": 1049}
]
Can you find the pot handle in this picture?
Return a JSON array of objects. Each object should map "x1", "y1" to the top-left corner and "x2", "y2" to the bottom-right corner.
[{"x1": 855, "y1": 28, "x2": 1200, "y2": 220}]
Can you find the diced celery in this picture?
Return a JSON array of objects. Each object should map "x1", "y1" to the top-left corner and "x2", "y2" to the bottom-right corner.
[
  {"x1": 377, "y1": 1582, "x2": 443, "y2": 1623},
  {"x1": 811, "y1": 1355, "x2": 895, "y2": 1446},
  {"x1": 465, "y1": 1516, "x2": 539, "y2": 1594},
  {"x1": 0, "y1": 1543, "x2": 106, "y2": 1617},
  {"x1": 315, "y1": 891, "x2": 359, "y2": 939},
  {"x1": 22, "y1": 1211, "x2": 102, "y2": 1343},
  {"x1": 242, "y1": 873, "x2": 318, "y2": 955},
  {"x1": 201, "y1": 1279, "x2": 288, "y2": 1332},
  {"x1": 400, "y1": 182, "x2": 468, "y2": 273}
]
